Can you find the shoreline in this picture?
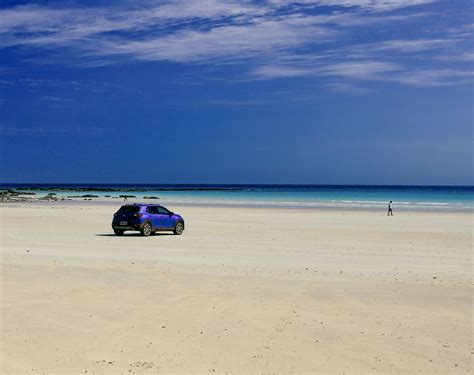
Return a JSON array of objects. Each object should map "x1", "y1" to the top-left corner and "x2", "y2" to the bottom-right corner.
[
  {"x1": 2, "y1": 185, "x2": 472, "y2": 213},
  {"x1": 1, "y1": 198, "x2": 472, "y2": 213}
]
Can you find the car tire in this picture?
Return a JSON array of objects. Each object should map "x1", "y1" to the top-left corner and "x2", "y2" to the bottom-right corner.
[
  {"x1": 114, "y1": 229, "x2": 124, "y2": 236},
  {"x1": 174, "y1": 221, "x2": 184, "y2": 235},
  {"x1": 141, "y1": 222, "x2": 152, "y2": 237}
]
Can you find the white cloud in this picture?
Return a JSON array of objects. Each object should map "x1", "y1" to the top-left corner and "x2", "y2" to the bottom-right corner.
[
  {"x1": 435, "y1": 52, "x2": 474, "y2": 62},
  {"x1": 99, "y1": 17, "x2": 330, "y2": 64},
  {"x1": 318, "y1": 61, "x2": 400, "y2": 78},
  {"x1": 389, "y1": 68, "x2": 474, "y2": 86},
  {"x1": 325, "y1": 82, "x2": 374, "y2": 94},
  {"x1": 250, "y1": 60, "x2": 400, "y2": 81},
  {"x1": 0, "y1": 0, "x2": 472, "y2": 88},
  {"x1": 267, "y1": 0, "x2": 435, "y2": 11},
  {"x1": 251, "y1": 65, "x2": 314, "y2": 78},
  {"x1": 41, "y1": 96, "x2": 74, "y2": 102},
  {"x1": 362, "y1": 38, "x2": 456, "y2": 53}
]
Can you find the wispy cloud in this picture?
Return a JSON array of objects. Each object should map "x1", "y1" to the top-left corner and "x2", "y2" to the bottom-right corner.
[
  {"x1": 388, "y1": 68, "x2": 474, "y2": 86},
  {"x1": 0, "y1": 125, "x2": 109, "y2": 136},
  {"x1": 435, "y1": 52, "x2": 474, "y2": 62},
  {"x1": 250, "y1": 60, "x2": 400, "y2": 80},
  {"x1": 39, "y1": 96, "x2": 75, "y2": 108},
  {"x1": 356, "y1": 38, "x2": 456, "y2": 53},
  {"x1": 325, "y1": 82, "x2": 374, "y2": 94},
  {"x1": 319, "y1": 61, "x2": 401, "y2": 79},
  {"x1": 251, "y1": 65, "x2": 314, "y2": 79},
  {"x1": 200, "y1": 99, "x2": 274, "y2": 106},
  {"x1": 198, "y1": 92, "x2": 320, "y2": 106},
  {"x1": 0, "y1": 0, "x2": 472, "y2": 88},
  {"x1": 96, "y1": 18, "x2": 330, "y2": 64},
  {"x1": 0, "y1": 79, "x2": 14, "y2": 86},
  {"x1": 267, "y1": 0, "x2": 435, "y2": 11}
]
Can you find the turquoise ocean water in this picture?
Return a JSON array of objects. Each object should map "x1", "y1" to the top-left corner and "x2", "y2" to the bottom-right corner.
[{"x1": 2, "y1": 184, "x2": 473, "y2": 212}]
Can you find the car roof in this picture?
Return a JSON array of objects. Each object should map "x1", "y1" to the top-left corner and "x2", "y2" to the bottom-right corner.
[{"x1": 122, "y1": 203, "x2": 163, "y2": 207}]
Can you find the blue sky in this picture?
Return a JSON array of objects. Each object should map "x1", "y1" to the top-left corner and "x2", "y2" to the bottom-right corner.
[{"x1": 0, "y1": 0, "x2": 473, "y2": 185}]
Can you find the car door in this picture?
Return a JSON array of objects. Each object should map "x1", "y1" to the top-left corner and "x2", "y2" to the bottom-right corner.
[
  {"x1": 146, "y1": 206, "x2": 160, "y2": 229},
  {"x1": 156, "y1": 206, "x2": 174, "y2": 229}
]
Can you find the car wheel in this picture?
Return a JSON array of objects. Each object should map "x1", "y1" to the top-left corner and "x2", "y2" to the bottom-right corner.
[
  {"x1": 114, "y1": 229, "x2": 124, "y2": 236},
  {"x1": 141, "y1": 222, "x2": 152, "y2": 237},
  {"x1": 174, "y1": 221, "x2": 184, "y2": 235}
]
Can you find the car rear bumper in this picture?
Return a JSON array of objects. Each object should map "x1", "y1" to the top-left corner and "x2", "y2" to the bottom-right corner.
[{"x1": 112, "y1": 223, "x2": 143, "y2": 231}]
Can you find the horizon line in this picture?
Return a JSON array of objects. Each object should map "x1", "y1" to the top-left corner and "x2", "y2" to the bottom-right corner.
[{"x1": 1, "y1": 182, "x2": 473, "y2": 188}]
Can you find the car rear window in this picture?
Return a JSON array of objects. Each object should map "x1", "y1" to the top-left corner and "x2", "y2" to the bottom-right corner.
[{"x1": 117, "y1": 206, "x2": 140, "y2": 214}]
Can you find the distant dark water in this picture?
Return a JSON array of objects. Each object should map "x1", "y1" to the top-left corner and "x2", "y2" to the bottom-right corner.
[{"x1": 1, "y1": 184, "x2": 473, "y2": 211}]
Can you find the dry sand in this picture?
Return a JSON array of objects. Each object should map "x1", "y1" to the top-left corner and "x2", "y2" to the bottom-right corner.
[{"x1": 0, "y1": 203, "x2": 472, "y2": 373}]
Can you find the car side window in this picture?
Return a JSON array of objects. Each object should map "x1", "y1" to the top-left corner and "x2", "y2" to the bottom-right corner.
[
  {"x1": 146, "y1": 206, "x2": 158, "y2": 214},
  {"x1": 157, "y1": 206, "x2": 170, "y2": 215}
]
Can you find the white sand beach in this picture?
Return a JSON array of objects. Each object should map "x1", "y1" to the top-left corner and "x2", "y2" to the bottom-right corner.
[{"x1": 0, "y1": 202, "x2": 472, "y2": 373}]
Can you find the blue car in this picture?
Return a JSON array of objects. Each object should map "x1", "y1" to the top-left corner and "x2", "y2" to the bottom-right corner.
[{"x1": 112, "y1": 204, "x2": 185, "y2": 236}]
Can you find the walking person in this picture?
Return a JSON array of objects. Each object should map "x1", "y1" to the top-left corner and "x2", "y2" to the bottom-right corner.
[{"x1": 387, "y1": 200, "x2": 393, "y2": 216}]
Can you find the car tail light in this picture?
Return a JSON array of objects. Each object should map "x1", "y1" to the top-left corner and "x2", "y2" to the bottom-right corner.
[{"x1": 134, "y1": 213, "x2": 143, "y2": 218}]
